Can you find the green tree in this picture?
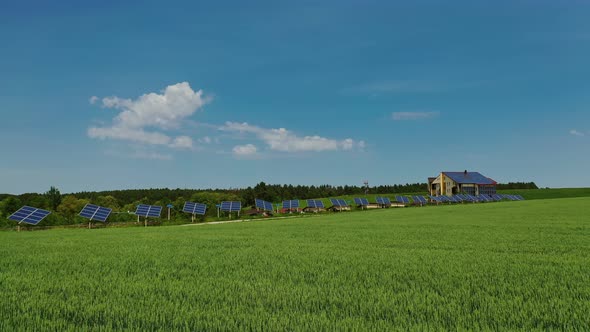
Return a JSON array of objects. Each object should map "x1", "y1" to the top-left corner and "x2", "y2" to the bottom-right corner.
[
  {"x1": 45, "y1": 186, "x2": 62, "y2": 210},
  {"x1": 95, "y1": 195, "x2": 120, "y2": 210},
  {"x1": 1, "y1": 196, "x2": 22, "y2": 217},
  {"x1": 57, "y1": 195, "x2": 89, "y2": 222}
]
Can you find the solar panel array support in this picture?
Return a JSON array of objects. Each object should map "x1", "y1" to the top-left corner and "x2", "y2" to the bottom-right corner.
[
  {"x1": 135, "y1": 204, "x2": 163, "y2": 227},
  {"x1": 255, "y1": 199, "x2": 274, "y2": 213},
  {"x1": 376, "y1": 197, "x2": 392, "y2": 207},
  {"x1": 183, "y1": 201, "x2": 207, "y2": 222},
  {"x1": 306, "y1": 199, "x2": 325, "y2": 212},
  {"x1": 353, "y1": 197, "x2": 369, "y2": 209},
  {"x1": 8, "y1": 206, "x2": 51, "y2": 231},
  {"x1": 79, "y1": 204, "x2": 113, "y2": 229},
  {"x1": 219, "y1": 201, "x2": 242, "y2": 218},
  {"x1": 282, "y1": 200, "x2": 300, "y2": 213}
]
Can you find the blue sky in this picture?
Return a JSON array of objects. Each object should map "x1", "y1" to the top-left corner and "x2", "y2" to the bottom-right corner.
[{"x1": 1, "y1": 0, "x2": 589, "y2": 194}]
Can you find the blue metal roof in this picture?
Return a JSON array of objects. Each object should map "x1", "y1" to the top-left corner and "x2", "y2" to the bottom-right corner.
[{"x1": 443, "y1": 172, "x2": 496, "y2": 185}]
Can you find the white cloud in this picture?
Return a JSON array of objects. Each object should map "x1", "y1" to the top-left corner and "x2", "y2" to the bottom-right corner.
[
  {"x1": 569, "y1": 129, "x2": 585, "y2": 137},
  {"x1": 232, "y1": 144, "x2": 258, "y2": 157},
  {"x1": 170, "y1": 136, "x2": 193, "y2": 149},
  {"x1": 88, "y1": 127, "x2": 171, "y2": 145},
  {"x1": 131, "y1": 151, "x2": 173, "y2": 160},
  {"x1": 89, "y1": 96, "x2": 99, "y2": 104},
  {"x1": 220, "y1": 122, "x2": 364, "y2": 153},
  {"x1": 88, "y1": 82, "x2": 209, "y2": 150},
  {"x1": 199, "y1": 136, "x2": 212, "y2": 144},
  {"x1": 392, "y1": 111, "x2": 440, "y2": 121}
]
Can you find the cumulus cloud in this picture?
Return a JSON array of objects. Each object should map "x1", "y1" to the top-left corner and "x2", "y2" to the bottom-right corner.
[
  {"x1": 88, "y1": 82, "x2": 209, "y2": 149},
  {"x1": 170, "y1": 136, "x2": 193, "y2": 149},
  {"x1": 199, "y1": 136, "x2": 212, "y2": 144},
  {"x1": 220, "y1": 122, "x2": 364, "y2": 153},
  {"x1": 232, "y1": 144, "x2": 258, "y2": 157},
  {"x1": 392, "y1": 111, "x2": 440, "y2": 121},
  {"x1": 569, "y1": 129, "x2": 585, "y2": 137}
]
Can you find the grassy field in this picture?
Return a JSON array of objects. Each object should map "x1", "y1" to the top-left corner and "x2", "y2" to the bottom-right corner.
[
  {"x1": 498, "y1": 187, "x2": 590, "y2": 200},
  {"x1": 1, "y1": 197, "x2": 589, "y2": 330}
]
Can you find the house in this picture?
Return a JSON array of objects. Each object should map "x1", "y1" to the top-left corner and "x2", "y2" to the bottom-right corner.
[{"x1": 428, "y1": 170, "x2": 497, "y2": 196}]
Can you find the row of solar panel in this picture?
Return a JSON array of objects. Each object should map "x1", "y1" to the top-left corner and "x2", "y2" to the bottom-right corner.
[{"x1": 9, "y1": 194, "x2": 525, "y2": 225}]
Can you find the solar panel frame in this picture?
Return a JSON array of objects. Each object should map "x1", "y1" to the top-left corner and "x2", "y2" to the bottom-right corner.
[
  {"x1": 329, "y1": 198, "x2": 341, "y2": 207},
  {"x1": 183, "y1": 201, "x2": 207, "y2": 215},
  {"x1": 79, "y1": 204, "x2": 112, "y2": 222},
  {"x1": 8, "y1": 206, "x2": 51, "y2": 225},
  {"x1": 354, "y1": 197, "x2": 369, "y2": 206},
  {"x1": 282, "y1": 200, "x2": 300, "y2": 209},
  {"x1": 306, "y1": 199, "x2": 324, "y2": 209},
  {"x1": 220, "y1": 201, "x2": 242, "y2": 212},
  {"x1": 135, "y1": 204, "x2": 162, "y2": 218},
  {"x1": 255, "y1": 199, "x2": 273, "y2": 212}
]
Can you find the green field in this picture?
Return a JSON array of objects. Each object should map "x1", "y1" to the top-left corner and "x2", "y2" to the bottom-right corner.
[{"x1": 1, "y1": 197, "x2": 589, "y2": 330}]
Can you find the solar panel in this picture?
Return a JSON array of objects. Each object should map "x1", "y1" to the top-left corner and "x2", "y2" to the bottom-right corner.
[
  {"x1": 135, "y1": 204, "x2": 162, "y2": 218},
  {"x1": 8, "y1": 206, "x2": 51, "y2": 225},
  {"x1": 354, "y1": 197, "x2": 369, "y2": 205},
  {"x1": 429, "y1": 195, "x2": 441, "y2": 203},
  {"x1": 376, "y1": 197, "x2": 391, "y2": 205},
  {"x1": 338, "y1": 199, "x2": 348, "y2": 207},
  {"x1": 329, "y1": 198, "x2": 341, "y2": 207},
  {"x1": 306, "y1": 199, "x2": 324, "y2": 209},
  {"x1": 282, "y1": 200, "x2": 300, "y2": 209},
  {"x1": 396, "y1": 196, "x2": 410, "y2": 204},
  {"x1": 453, "y1": 195, "x2": 463, "y2": 202},
  {"x1": 515, "y1": 195, "x2": 525, "y2": 200},
  {"x1": 183, "y1": 201, "x2": 207, "y2": 215},
  {"x1": 220, "y1": 201, "x2": 241, "y2": 212},
  {"x1": 255, "y1": 199, "x2": 273, "y2": 212},
  {"x1": 79, "y1": 204, "x2": 112, "y2": 222}
]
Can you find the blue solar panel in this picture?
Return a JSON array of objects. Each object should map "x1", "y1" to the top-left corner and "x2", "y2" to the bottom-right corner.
[
  {"x1": 79, "y1": 204, "x2": 112, "y2": 222},
  {"x1": 306, "y1": 199, "x2": 324, "y2": 208},
  {"x1": 183, "y1": 201, "x2": 207, "y2": 215},
  {"x1": 282, "y1": 200, "x2": 300, "y2": 209},
  {"x1": 255, "y1": 199, "x2": 273, "y2": 212},
  {"x1": 515, "y1": 195, "x2": 524, "y2": 200},
  {"x1": 396, "y1": 196, "x2": 410, "y2": 204},
  {"x1": 220, "y1": 201, "x2": 241, "y2": 212},
  {"x1": 354, "y1": 197, "x2": 369, "y2": 205},
  {"x1": 329, "y1": 198, "x2": 341, "y2": 207},
  {"x1": 8, "y1": 206, "x2": 51, "y2": 225},
  {"x1": 135, "y1": 204, "x2": 162, "y2": 218},
  {"x1": 338, "y1": 199, "x2": 348, "y2": 207}
]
